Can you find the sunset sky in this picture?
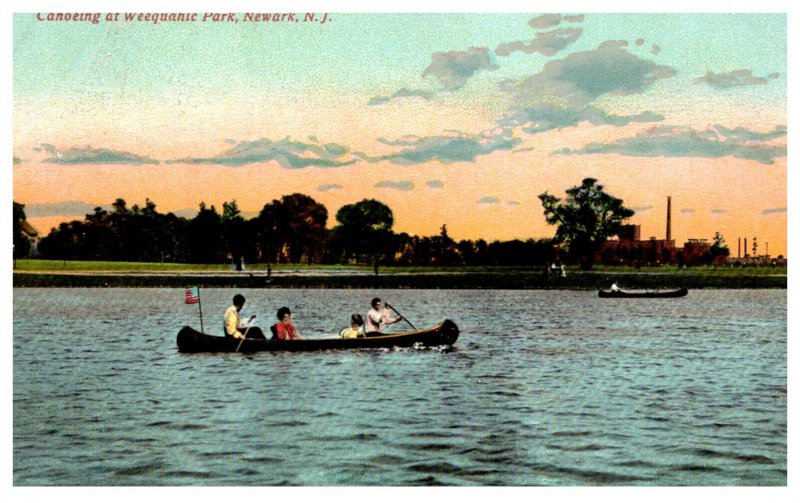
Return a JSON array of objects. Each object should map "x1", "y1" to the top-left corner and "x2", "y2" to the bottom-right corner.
[{"x1": 12, "y1": 10, "x2": 787, "y2": 256}]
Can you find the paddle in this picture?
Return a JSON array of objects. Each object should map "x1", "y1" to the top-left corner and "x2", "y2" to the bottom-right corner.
[
  {"x1": 385, "y1": 302, "x2": 417, "y2": 331},
  {"x1": 235, "y1": 315, "x2": 257, "y2": 352}
]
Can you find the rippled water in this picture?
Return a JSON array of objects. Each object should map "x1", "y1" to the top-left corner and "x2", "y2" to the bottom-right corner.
[{"x1": 13, "y1": 288, "x2": 786, "y2": 485}]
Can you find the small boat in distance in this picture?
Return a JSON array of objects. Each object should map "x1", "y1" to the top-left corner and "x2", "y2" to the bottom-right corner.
[
  {"x1": 598, "y1": 287, "x2": 688, "y2": 298},
  {"x1": 177, "y1": 319, "x2": 460, "y2": 353}
]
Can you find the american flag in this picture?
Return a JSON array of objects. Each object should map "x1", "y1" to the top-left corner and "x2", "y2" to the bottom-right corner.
[{"x1": 184, "y1": 287, "x2": 200, "y2": 305}]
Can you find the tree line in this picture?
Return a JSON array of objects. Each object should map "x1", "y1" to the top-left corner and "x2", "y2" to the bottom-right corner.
[
  {"x1": 15, "y1": 195, "x2": 559, "y2": 267},
  {"x1": 14, "y1": 179, "x2": 730, "y2": 269}
]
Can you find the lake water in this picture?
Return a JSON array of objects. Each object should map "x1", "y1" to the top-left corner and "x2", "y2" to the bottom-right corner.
[{"x1": 13, "y1": 288, "x2": 786, "y2": 486}]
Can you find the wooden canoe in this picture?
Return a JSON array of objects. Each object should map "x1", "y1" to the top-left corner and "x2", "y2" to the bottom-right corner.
[
  {"x1": 598, "y1": 287, "x2": 688, "y2": 298},
  {"x1": 176, "y1": 319, "x2": 460, "y2": 353}
]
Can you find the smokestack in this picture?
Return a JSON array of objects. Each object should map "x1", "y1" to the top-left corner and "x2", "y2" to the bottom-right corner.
[
  {"x1": 738, "y1": 237, "x2": 741, "y2": 258},
  {"x1": 666, "y1": 196, "x2": 672, "y2": 242},
  {"x1": 744, "y1": 238, "x2": 748, "y2": 257}
]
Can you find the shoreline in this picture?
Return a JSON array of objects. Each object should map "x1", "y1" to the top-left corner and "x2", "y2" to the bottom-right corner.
[{"x1": 12, "y1": 270, "x2": 787, "y2": 289}]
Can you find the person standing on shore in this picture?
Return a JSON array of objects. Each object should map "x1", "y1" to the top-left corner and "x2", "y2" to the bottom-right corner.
[{"x1": 365, "y1": 297, "x2": 402, "y2": 333}]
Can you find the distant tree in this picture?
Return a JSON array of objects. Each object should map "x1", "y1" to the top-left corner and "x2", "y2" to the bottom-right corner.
[
  {"x1": 332, "y1": 199, "x2": 394, "y2": 265},
  {"x1": 539, "y1": 178, "x2": 634, "y2": 270},
  {"x1": 256, "y1": 194, "x2": 328, "y2": 264},
  {"x1": 13, "y1": 201, "x2": 31, "y2": 259},
  {"x1": 185, "y1": 202, "x2": 224, "y2": 263},
  {"x1": 709, "y1": 232, "x2": 730, "y2": 264}
]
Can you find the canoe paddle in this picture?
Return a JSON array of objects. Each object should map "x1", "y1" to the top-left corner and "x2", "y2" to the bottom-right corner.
[
  {"x1": 235, "y1": 315, "x2": 257, "y2": 352},
  {"x1": 385, "y1": 302, "x2": 417, "y2": 331}
]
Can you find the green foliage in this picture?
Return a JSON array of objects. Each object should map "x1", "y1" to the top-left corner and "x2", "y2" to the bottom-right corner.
[{"x1": 539, "y1": 178, "x2": 634, "y2": 270}]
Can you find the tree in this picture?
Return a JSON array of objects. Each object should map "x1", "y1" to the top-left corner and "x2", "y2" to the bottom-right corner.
[
  {"x1": 255, "y1": 194, "x2": 328, "y2": 264},
  {"x1": 332, "y1": 199, "x2": 394, "y2": 265},
  {"x1": 539, "y1": 178, "x2": 634, "y2": 270},
  {"x1": 709, "y1": 232, "x2": 730, "y2": 264}
]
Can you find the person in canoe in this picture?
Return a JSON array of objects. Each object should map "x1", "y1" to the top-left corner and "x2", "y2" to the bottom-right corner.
[
  {"x1": 223, "y1": 294, "x2": 265, "y2": 340},
  {"x1": 365, "y1": 297, "x2": 402, "y2": 333},
  {"x1": 340, "y1": 314, "x2": 365, "y2": 339},
  {"x1": 272, "y1": 306, "x2": 302, "y2": 340}
]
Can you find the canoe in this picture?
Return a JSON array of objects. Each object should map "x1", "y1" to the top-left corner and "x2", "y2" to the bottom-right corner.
[
  {"x1": 177, "y1": 319, "x2": 460, "y2": 353},
  {"x1": 598, "y1": 287, "x2": 688, "y2": 298}
]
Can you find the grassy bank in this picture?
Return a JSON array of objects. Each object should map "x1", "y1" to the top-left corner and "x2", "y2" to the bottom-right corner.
[{"x1": 12, "y1": 260, "x2": 787, "y2": 289}]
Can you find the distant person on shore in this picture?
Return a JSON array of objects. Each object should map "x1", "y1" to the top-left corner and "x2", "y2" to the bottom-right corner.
[
  {"x1": 340, "y1": 314, "x2": 365, "y2": 339},
  {"x1": 224, "y1": 294, "x2": 265, "y2": 339},
  {"x1": 365, "y1": 298, "x2": 402, "y2": 333},
  {"x1": 272, "y1": 306, "x2": 302, "y2": 340},
  {"x1": 610, "y1": 282, "x2": 621, "y2": 292}
]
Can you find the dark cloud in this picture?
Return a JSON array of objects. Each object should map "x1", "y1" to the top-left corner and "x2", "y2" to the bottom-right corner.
[
  {"x1": 695, "y1": 69, "x2": 773, "y2": 88},
  {"x1": 651, "y1": 44, "x2": 661, "y2": 55},
  {"x1": 375, "y1": 180, "x2": 414, "y2": 191},
  {"x1": 632, "y1": 206, "x2": 654, "y2": 212},
  {"x1": 477, "y1": 196, "x2": 501, "y2": 205},
  {"x1": 564, "y1": 15, "x2": 584, "y2": 23},
  {"x1": 40, "y1": 145, "x2": 158, "y2": 165},
  {"x1": 496, "y1": 28, "x2": 583, "y2": 57},
  {"x1": 680, "y1": 208, "x2": 695, "y2": 214},
  {"x1": 710, "y1": 209, "x2": 727, "y2": 214},
  {"x1": 426, "y1": 180, "x2": 444, "y2": 189},
  {"x1": 167, "y1": 137, "x2": 357, "y2": 168},
  {"x1": 23, "y1": 200, "x2": 102, "y2": 217},
  {"x1": 499, "y1": 103, "x2": 663, "y2": 134},
  {"x1": 505, "y1": 41, "x2": 677, "y2": 108},
  {"x1": 762, "y1": 207, "x2": 786, "y2": 215},
  {"x1": 367, "y1": 88, "x2": 434, "y2": 106},
  {"x1": 506, "y1": 200, "x2": 520, "y2": 206},
  {"x1": 317, "y1": 184, "x2": 343, "y2": 192},
  {"x1": 362, "y1": 130, "x2": 521, "y2": 165},
  {"x1": 422, "y1": 47, "x2": 498, "y2": 90},
  {"x1": 554, "y1": 124, "x2": 786, "y2": 165}
]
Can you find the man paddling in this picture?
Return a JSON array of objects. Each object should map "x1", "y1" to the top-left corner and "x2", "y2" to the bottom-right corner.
[
  {"x1": 224, "y1": 294, "x2": 266, "y2": 340},
  {"x1": 365, "y1": 297, "x2": 402, "y2": 333}
]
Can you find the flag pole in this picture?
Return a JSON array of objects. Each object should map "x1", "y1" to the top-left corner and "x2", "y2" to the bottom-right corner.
[{"x1": 198, "y1": 287, "x2": 204, "y2": 334}]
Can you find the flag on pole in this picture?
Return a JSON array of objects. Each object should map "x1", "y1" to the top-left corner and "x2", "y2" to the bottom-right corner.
[{"x1": 185, "y1": 287, "x2": 200, "y2": 305}]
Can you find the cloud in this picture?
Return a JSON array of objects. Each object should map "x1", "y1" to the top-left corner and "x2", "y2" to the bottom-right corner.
[
  {"x1": 499, "y1": 103, "x2": 663, "y2": 134},
  {"x1": 367, "y1": 88, "x2": 434, "y2": 106},
  {"x1": 529, "y1": 14, "x2": 563, "y2": 29},
  {"x1": 651, "y1": 45, "x2": 661, "y2": 55},
  {"x1": 14, "y1": 156, "x2": 21, "y2": 165},
  {"x1": 496, "y1": 28, "x2": 583, "y2": 57},
  {"x1": 554, "y1": 124, "x2": 787, "y2": 165},
  {"x1": 631, "y1": 206, "x2": 654, "y2": 212},
  {"x1": 375, "y1": 180, "x2": 414, "y2": 191},
  {"x1": 680, "y1": 208, "x2": 695, "y2": 214},
  {"x1": 40, "y1": 145, "x2": 159, "y2": 165},
  {"x1": 422, "y1": 46, "x2": 498, "y2": 90},
  {"x1": 695, "y1": 69, "x2": 777, "y2": 88},
  {"x1": 710, "y1": 209, "x2": 727, "y2": 214},
  {"x1": 167, "y1": 137, "x2": 357, "y2": 168},
  {"x1": 317, "y1": 184, "x2": 343, "y2": 192},
  {"x1": 762, "y1": 207, "x2": 786, "y2": 215},
  {"x1": 506, "y1": 200, "x2": 520, "y2": 206},
  {"x1": 477, "y1": 196, "x2": 501, "y2": 206},
  {"x1": 426, "y1": 180, "x2": 444, "y2": 189},
  {"x1": 23, "y1": 200, "x2": 102, "y2": 217},
  {"x1": 362, "y1": 129, "x2": 521, "y2": 165},
  {"x1": 504, "y1": 41, "x2": 677, "y2": 108}
]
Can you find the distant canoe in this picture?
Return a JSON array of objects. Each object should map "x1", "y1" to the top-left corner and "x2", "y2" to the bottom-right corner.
[
  {"x1": 176, "y1": 319, "x2": 460, "y2": 353},
  {"x1": 598, "y1": 287, "x2": 688, "y2": 298}
]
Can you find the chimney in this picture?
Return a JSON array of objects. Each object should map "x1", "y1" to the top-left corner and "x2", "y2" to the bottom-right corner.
[
  {"x1": 738, "y1": 237, "x2": 741, "y2": 258},
  {"x1": 666, "y1": 196, "x2": 672, "y2": 243},
  {"x1": 744, "y1": 238, "x2": 748, "y2": 257}
]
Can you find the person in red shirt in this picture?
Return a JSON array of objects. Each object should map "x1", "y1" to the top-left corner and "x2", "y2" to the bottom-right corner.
[{"x1": 273, "y1": 306, "x2": 302, "y2": 340}]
